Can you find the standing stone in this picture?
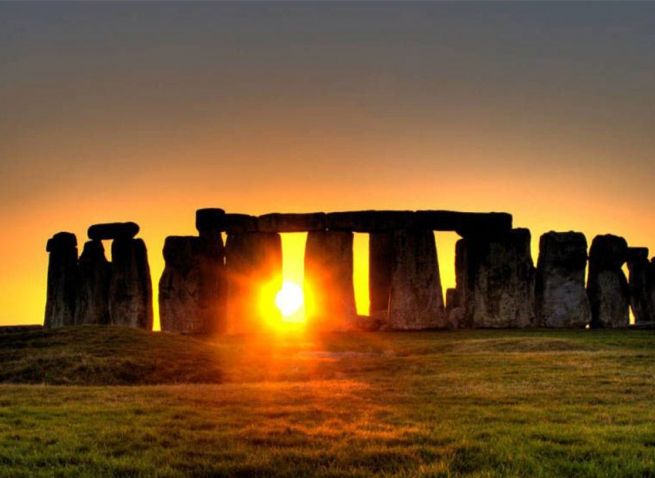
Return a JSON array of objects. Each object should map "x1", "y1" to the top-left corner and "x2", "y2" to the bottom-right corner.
[
  {"x1": 75, "y1": 240, "x2": 111, "y2": 325},
  {"x1": 159, "y1": 235, "x2": 226, "y2": 334},
  {"x1": 626, "y1": 247, "x2": 652, "y2": 324},
  {"x1": 587, "y1": 234, "x2": 629, "y2": 328},
  {"x1": 650, "y1": 258, "x2": 655, "y2": 322},
  {"x1": 304, "y1": 230, "x2": 356, "y2": 330},
  {"x1": 535, "y1": 232, "x2": 591, "y2": 328},
  {"x1": 456, "y1": 229, "x2": 535, "y2": 328},
  {"x1": 44, "y1": 232, "x2": 78, "y2": 328},
  {"x1": 108, "y1": 238, "x2": 153, "y2": 330},
  {"x1": 387, "y1": 228, "x2": 446, "y2": 329},
  {"x1": 225, "y1": 232, "x2": 282, "y2": 334},
  {"x1": 368, "y1": 232, "x2": 394, "y2": 319}
]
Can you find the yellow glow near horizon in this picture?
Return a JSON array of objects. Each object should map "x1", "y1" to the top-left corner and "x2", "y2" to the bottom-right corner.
[{"x1": 275, "y1": 281, "x2": 304, "y2": 319}]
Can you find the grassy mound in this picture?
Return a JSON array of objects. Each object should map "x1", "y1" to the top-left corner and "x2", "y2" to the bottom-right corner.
[{"x1": 0, "y1": 326, "x2": 223, "y2": 385}]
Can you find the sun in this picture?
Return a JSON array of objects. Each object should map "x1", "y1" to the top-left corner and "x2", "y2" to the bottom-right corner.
[{"x1": 275, "y1": 281, "x2": 304, "y2": 319}]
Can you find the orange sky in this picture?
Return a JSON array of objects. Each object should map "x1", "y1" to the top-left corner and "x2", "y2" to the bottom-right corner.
[{"x1": 1, "y1": 3, "x2": 654, "y2": 326}]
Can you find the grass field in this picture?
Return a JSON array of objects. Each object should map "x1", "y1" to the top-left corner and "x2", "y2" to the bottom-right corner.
[{"x1": 0, "y1": 326, "x2": 654, "y2": 477}]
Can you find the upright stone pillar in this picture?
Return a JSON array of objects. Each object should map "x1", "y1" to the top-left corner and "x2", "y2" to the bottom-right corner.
[
  {"x1": 304, "y1": 230, "x2": 356, "y2": 330},
  {"x1": 108, "y1": 238, "x2": 153, "y2": 330},
  {"x1": 535, "y1": 232, "x2": 591, "y2": 328},
  {"x1": 225, "y1": 232, "x2": 282, "y2": 334},
  {"x1": 626, "y1": 247, "x2": 652, "y2": 324},
  {"x1": 159, "y1": 235, "x2": 226, "y2": 334},
  {"x1": 75, "y1": 240, "x2": 111, "y2": 325},
  {"x1": 368, "y1": 232, "x2": 394, "y2": 320},
  {"x1": 587, "y1": 234, "x2": 629, "y2": 328},
  {"x1": 456, "y1": 228, "x2": 535, "y2": 328},
  {"x1": 387, "y1": 228, "x2": 446, "y2": 329},
  {"x1": 44, "y1": 232, "x2": 78, "y2": 328}
]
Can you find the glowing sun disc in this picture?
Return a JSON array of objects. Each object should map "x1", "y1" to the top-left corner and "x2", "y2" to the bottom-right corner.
[{"x1": 275, "y1": 281, "x2": 304, "y2": 317}]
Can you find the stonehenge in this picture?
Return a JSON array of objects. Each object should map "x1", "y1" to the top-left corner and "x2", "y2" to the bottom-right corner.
[
  {"x1": 45, "y1": 208, "x2": 654, "y2": 333},
  {"x1": 535, "y1": 232, "x2": 591, "y2": 328},
  {"x1": 44, "y1": 224, "x2": 153, "y2": 330},
  {"x1": 587, "y1": 234, "x2": 630, "y2": 328}
]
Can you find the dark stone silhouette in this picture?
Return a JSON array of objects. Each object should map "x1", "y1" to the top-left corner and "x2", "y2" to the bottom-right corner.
[
  {"x1": 196, "y1": 208, "x2": 226, "y2": 236},
  {"x1": 224, "y1": 214, "x2": 259, "y2": 233},
  {"x1": 456, "y1": 228, "x2": 535, "y2": 328},
  {"x1": 88, "y1": 222, "x2": 139, "y2": 241},
  {"x1": 626, "y1": 247, "x2": 652, "y2": 324},
  {"x1": 225, "y1": 232, "x2": 282, "y2": 333},
  {"x1": 414, "y1": 211, "x2": 512, "y2": 237},
  {"x1": 159, "y1": 236, "x2": 226, "y2": 334},
  {"x1": 258, "y1": 213, "x2": 326, "y2": 233},
  {"x1": 535, "y1": 232, "x2": 591, "y2": 328},
  {"x1": 75, "y1": 240, "x2": 111, "y2": 325},
  {"x1": 44, "y1": 232, "x2": 78, "y2": 328},
  {"x1": 587, "y1": 234, "x2": 629, "y2": 328},
  {"x1": 387, "y1": 228, "x2": 446, "y2": 329},
  {"x1": 368, "y1": 232, "x2": 394, "y2": 319},
  {"x1": 304, "y1": 230, "x2": 357, "y2": 330},
  {"x1": 326, "y1": 211, "x2": 413, "y2": 232},
  {"x1": 108, "y1": 238, "x2": 153, "y2": 330}
]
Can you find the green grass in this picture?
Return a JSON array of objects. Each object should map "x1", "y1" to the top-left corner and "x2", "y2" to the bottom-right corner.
[{"x1": 0, "y1": 326, "x2": 654, "y2": 477}]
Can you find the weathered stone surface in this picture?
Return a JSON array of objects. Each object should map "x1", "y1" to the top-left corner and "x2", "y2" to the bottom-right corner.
[
  {"x1": 195, "y1": 208, "x2": 226, "y2": 236},
  {"x1": 387, "y1": 228, "x2": 446, "y2": 329},
  {"x1": 44, "y1": 232, "x2": 78, "y2": 328},
  {"x1": 159, "y1": 235, "x2": 226, "y2": 334},
  {"x1": 368, "y1": 232, "x2": 394, "y2": 318},
  {"x1": 535, "y1": 232, "x2": 591, "y2": 328},
  {"x1": 87, "y1": 222, "x2": 139, "y2": 241},
  {"x1": 304, "y1": 231, "x2": 357, "y2": 330},
  {"x1": 108, "y1": 238, "x2": 153, "y2": 330},
  {"x1": 456, "y1": 228, "x2": 535, "y2": 328},
  {"x1": 225, "y1": 232, "x2": 282, "y2": 333},
  {"x1": 257, "y1": 213, "x2": 326, "y2": 233},
  {"x1": 414, "y1": 211, "x2": 512, "y2": 238},
  {"x1": 75, "y1": 240, "x2": 111, "y2": 325},
  {"x1": 587, "y1": 234, "x2": 629, "y2": 328},
  {"x1": 224, "y1": 214, "x2": 258, "y2": 233},
  {"x1": 626, "y1": 247, "x2": 652, "y2": 324},
  {"x1": 326, "y1": 211, "x2": 413, "y2": 232}
]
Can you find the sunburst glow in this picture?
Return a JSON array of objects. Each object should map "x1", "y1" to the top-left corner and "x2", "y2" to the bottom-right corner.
[{"x1": 275, "y1": 281, "x2": 304, "y2": 318}]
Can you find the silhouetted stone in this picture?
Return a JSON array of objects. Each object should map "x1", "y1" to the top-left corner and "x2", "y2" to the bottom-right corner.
[
  {"x1": 326, "y1": 211, "x2": 413, "y2": 232},
  {"x1": 456, "y1": 228, "x2": 535, "y2": 328},
  {"x1": 258, "y1": 213, "x2": 326, "y2": 233},
  {"x1": 304, "y1": 230, "x2": 356, "y2": 330},
  {"x1": 368, "y1": 232, "x2": 394, "y2": 319},
  {"x1": 44, "y1": 232, "x2": 78, "y2": 328},
  {"x1": 626, "y1": 247, "x2": 652, "y2": 324},
  {"x1": 75, "y1": 240, "x2": 111, "y2": 325},
  {"x1": 587, "y1": 234, "x2": 629, "y2": 328},
  {"x1": 87, "y1": 222, "x2": 139, "y2": 241},
  {"x1": 414, "y1": 211, "x2": 512, "y2": 238},
  {"x1": 387, "y1": 228, "x2": 446, "y2": 329},
  {"x1": 535, "y1": 232, "x2": 591, "y2": 328},
  {"x1": 108, "y1": 238, "x2": 153, "y2": 330},
  {"x1": 224, "y1": 214, "x2": 258, "y2": 233},
  {"x1": 196, "y1": 208, "x2": 226, "y2": 236},
  {"x1": 159, "y1": 235, "x2": 226, "y2": 334},
  {"x1": 225, "y1": 232, "x2": 282, "y2": 333}
]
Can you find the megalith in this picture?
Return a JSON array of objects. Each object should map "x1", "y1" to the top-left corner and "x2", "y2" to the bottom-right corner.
[
  {"x1": 196, "y1": 208, "x2": 225, "y2": 236},
  {"x1": 455, "y1": 228, "x2": 535, "y2": 328},
  {"x1": 387, "y1": 228, "x2": 446, "y2": 329},
  {"x1": 304, "y1": 230, "x2": 356, "y2": 330},
  {"x1": 108, "y1": 238, "x2": 153, "y2": 330},
  {"x1": 535, "y1": 232, "x2": 591, "y2": 328},
  {"x1": 44, "y1": 232, "x2": 78, "y2": 328},
  {"x1": 75, "y1": 240, "x2": 111, "y2": 325},
  {"x1": 368, "y1": 231, "x2": 394, "y2": 319},
  {"x1": 587, "y1": 234, "x2": 629, "y2": 328},
  {"x1": 88, "y1": 222, "x2": 139, "y2": 241},
  {"x1": 159, "y1": 235, "x2": 226, "y2": 334},
  {"x1": 225, "y1": 232, "x2": 282, "y2": 333},
  {"x1": 626, "y1": 247, "x2": 652, "y2": 324}
]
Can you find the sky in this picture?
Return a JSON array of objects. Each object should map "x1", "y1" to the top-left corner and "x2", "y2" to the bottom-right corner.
[{"x1": 1, "y1": 1, "x2": 654, "y2": 327}]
